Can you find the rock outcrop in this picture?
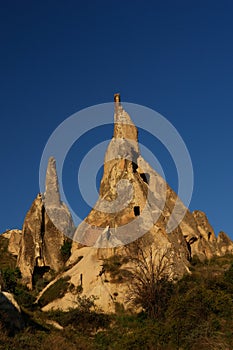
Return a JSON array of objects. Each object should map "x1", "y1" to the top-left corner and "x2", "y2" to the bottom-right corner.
[
  {"x1": 17, "y1": 157, "x2": 75, "y2": 289},
  {"x1": 6, "y1": 229, "x2": 22, "y2": 256},
  {"x1": 44, "y1": 157, "x2": 75, "y2": 239},
  {"x1": 9, "y1": 94, "x2": 233, "y2": 313},
  {"x1": 0, "y1": 291, "x2": 24, "y2": 335},
  {"x1": 217, "y1": 231, "x2": 233, "y2": 255},
  {"x1": 73, "y1": 97, "x2": 231, "y2": 261},
  {"x1": 38, "y1": 94, "x2": 233, "y2": 313}
]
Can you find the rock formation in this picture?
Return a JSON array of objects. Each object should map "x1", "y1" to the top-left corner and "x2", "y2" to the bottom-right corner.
[
  {"x1": 0, "y1": 291, "x2": 24, "y2": 335},
  {"x1": 4, "y1": 94, "x2": 232, "y2": 313},
  {"x1": 44, "y1": 157, "x2": 75, "y2": 238},
  {"x1": 73, "y1": 97, "x2": 233, "y2": 257},
  {"x1": 6, "y1": 229, "x2": 22, "y2": 256},
  {"x1": 17, "y1": 157, "x2": 75, "y2": 289},
  {"x1": 35, "y1": 95, "x2": 232, "y2": 313}
]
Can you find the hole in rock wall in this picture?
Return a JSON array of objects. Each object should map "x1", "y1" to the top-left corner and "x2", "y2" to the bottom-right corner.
[{"x1": 134, "y1": 206, "x2": 140, "y2": 216}]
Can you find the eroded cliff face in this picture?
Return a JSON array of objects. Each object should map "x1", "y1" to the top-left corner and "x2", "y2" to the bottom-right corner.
[{"x1": 17, "y1": 158, "x2": 75, "y2": 289}]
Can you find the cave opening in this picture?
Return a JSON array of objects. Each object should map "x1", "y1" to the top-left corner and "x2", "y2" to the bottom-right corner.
[
  {"x1": 134, "y1": 206, "x2": 140, "y2": 216},
  {"x1": 32, "y1": 266, "x2": 50, "y2": 287}
]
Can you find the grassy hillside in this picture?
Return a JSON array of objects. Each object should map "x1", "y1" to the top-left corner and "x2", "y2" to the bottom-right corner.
[{"x1": 0, "y1": 251, "x2": 233, "y2": 350}]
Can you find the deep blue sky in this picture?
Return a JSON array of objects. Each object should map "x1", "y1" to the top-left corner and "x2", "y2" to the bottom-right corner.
[{"x1": 0, "y1": 0, "x2": 233, "y2": 239}]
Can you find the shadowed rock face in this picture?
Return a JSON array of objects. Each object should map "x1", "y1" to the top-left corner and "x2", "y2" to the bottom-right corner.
[
  {"x1": 17, "y1": 158, "x2": 75, "y2": 289},
  {"x1": 0, "y1": 292, "x2": 24, "y2": 335}
]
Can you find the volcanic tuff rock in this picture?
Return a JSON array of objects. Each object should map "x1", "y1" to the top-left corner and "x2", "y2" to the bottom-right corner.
[
  {"x1": 4, "y1": 95, "x2": 233, "y2": 313},
  {"x1": 72, "y1": 98, "x2": 231, "y2": 260},
  {"x1": 6, "y1": 229, "x2": 22, "y2": 256},
  {"x1": 17, "y1": 157, "x2": 75, "y2": 289},
  {"x1": 37, "y1": 96, "x2": 232, "y2": 313},
  {"x1": 217, "y1": 231, "x2": 233, "y2": 255},
  {"x1": 44, "y1": 157, "x2": 75, "y2": 239}
]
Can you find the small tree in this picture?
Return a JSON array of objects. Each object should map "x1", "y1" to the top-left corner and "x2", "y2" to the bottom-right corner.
[
  {"x1": 126, "y1": 237, "x2": 174, "y2": 319},
  {"x1": 60, "y1": 239, "x2": 72, "y2": 262},
  {"x1": 1, "y1": 267, "x2": 21, "y2": 293}
]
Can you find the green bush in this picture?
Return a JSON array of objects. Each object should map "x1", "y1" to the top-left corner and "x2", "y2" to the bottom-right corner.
[
  {"x1": 47, "y1": 301, "x2": 110, "y2": 335},
  {"x1": 39, "y1": 277, "x2": 70, "y2": 307},
  {"x1": 102, "y1": 255, "x2": 130, "y2": 283},
  {"x1": 0, "y1": 235, "x2": 17, "y2": 270},
  {"x1": 14, "y1": 284, "x2": 36, "y2": 309},
  {"x1": 1, "y1": 267, "x2": 21, "y2": 293},
  {"x1": 60, "y1": 240, "x2": 72, "y2": 262}
]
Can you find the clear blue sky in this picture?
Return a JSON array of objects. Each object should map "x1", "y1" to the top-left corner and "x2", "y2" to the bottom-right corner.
[{"x1": 0, "y1": 0, "x2": 232, "y2": 239}]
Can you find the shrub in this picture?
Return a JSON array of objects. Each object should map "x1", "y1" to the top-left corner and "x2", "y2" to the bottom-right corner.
[
  {"x1": 39, "y1": 277, "x2": 70, "y2": 307},
  {"x1": 102, "y1": 255, "x2": 130, "y2": 283},
  {"x1": 46, "y1": 297, "x2": 110, "y2": 335},
  {"x1": 1, "y1": 267, "x2": 21, "y2": 293},
  {"x1": 60, "y1": 239, "x2": 72, "y2": 263}
]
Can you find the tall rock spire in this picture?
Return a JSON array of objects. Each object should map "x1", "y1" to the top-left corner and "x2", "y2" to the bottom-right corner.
[
  {"x1": 73, "y1": 95, "x2": 187, "y2": 264},
  {"x1": 73, "y1": 94, "x2": 232, "y2": 262},
  {"x1": 17, "y1": 157, "x2": 75, "y2": 289},
  {"x1": 44, "y1": 156, "x2": 75, "y2": 238},
  {"x1": 44, "y1": 157, "x2": 61, "y2": 207},
  {"x1": 113, "y1": 93, "x2": 138, "y2": 142},
  {"x1": 31, "y1": 94, "x2": 233, "y2": 313}
]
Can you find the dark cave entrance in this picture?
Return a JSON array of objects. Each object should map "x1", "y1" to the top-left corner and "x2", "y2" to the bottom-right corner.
[
  {"x1": 134, "y1": 206, "x2": 140, "y2": 216},
  {"x1": 32, "y1": 266, "x2": 50, "y2": 287}
]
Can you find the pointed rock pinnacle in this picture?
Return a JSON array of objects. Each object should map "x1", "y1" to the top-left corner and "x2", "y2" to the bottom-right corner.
[{"x1": 44, "y1": 157, "x2": 61, "y2": 207}]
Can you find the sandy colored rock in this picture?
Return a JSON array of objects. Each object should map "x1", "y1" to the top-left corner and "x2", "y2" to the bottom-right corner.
[
  {"x1": 7, "y1": 229, "x2": 22, "y2": 256},
  {"x1": 24, "y1": 96, "x2": 233, "y2": 312},
  {"x1": 17, "y1": 157, "x2": 75, "y2": 289},
  {"x1": 217, "y1": 231, "x2": 233, "y2": 255}
]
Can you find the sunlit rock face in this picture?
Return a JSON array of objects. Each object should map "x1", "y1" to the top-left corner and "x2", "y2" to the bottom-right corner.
[
  {"x1": 2, "y1": 229, "x2": 22, "y2": 256},
  {"x1": 15, "y1": 94, "x2": 233, "y2": 313},
  {"x1": 73, "y1": 96, "x2": 233, "y2": 259},
  {"x1": 17, "y1": 158, "x2": 75, "y2": 289},
  {"x1": 44, "y1": 157, "x2": 75, "y2": 239}
]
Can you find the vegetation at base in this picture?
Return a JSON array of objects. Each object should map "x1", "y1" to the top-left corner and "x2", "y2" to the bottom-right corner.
[
  {"x1": 46, "y1": 297, "x2": 110, "y2": 335},
  {"x1": 1, "y1": 267, "x2": 21, "y2": 293},
  {"x1": 60, "y1": 239, "x2": 72, "y2": 263},
  {"x1": 38, "y1": 276, "x2": 70, "y2": 307},
  {"x1": 1, "y1": 250, "x2": 233, "y2": 349},
  {"x1": 0, "y1": 235, "x2": 17, "y2": 269},
  {"x1": 102, "y1": 255, "x2": 131, "y2": 283}
]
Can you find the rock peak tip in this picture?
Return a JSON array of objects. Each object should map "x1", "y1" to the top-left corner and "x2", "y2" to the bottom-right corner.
[{"x1": 114, "y1": 93, "x2": 121, "y2": 103}]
